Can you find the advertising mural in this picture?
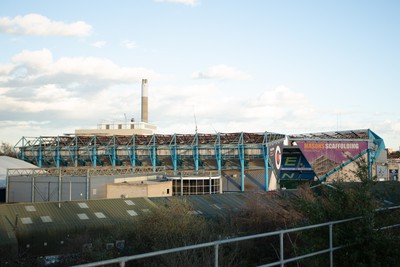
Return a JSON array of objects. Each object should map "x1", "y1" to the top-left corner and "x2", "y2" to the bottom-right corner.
[
  {"x1": 280, "y1": 150, "x2": 316, "y2": 180},
  {"x1": 296, "y1": 141, "x2": 368, "y2": 178}
]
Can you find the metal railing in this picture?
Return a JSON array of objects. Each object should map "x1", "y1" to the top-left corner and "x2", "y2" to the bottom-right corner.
[{"x1": 71, "y1": 206, "x2": 400, "y2": 267}]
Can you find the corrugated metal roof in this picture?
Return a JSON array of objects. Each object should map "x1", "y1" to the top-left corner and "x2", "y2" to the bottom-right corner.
[
  {"x1": 0, "y1": 212, "x2": 17, "y2": 247},
  {"x1": 0, "y1": 192, "x2": 278, "y2": 255}
]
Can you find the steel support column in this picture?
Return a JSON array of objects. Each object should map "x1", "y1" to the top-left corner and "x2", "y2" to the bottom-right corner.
[
  {"x1": 69, "y1": 136, "x2": 78, "y2": 167},
  {"x1": 37, "y1": 137, "x2": 43, "y2": 168},
  {"x1": 129, "y1": 135, "x2": 136, "y2": 168},
  {"x1": 19, "y1": 137, "x2": 26, "y2": 161},
  {"x1": 92, "y1": 136, "x2": 97, "y2": 167},
  {"x1": 262, "y1": 132, "x2": 270, "y2": 191},
  {"x1": 130, "y1": 145, "x2": 136, "y2": 168},
  {"x1": 74, "y1": 136, "x2": 78, "y2": 167},
  {"x1": 111, "y1": 136, "x2": 116, "y2": 167},
  {"x1": 215, "y1": 133, "x2": 222, "y2": 175},
  {"x1": 149, "y1": 135, "x2": 157, "y2": 172},
  {"x1": 193, "y1": 133, "x2": 199, "y2": 173},
  {"x1": 152, "y1": 145, "x2": 157, "y2": 172},
  {"x1": 368, "y1": 149, "x2": 373, "y2": 179},
  {"x1": 170, "y1": 134, "x2": 178, "y2": 173},
  {"x1": 262, "y1": 143, "x2": 269, "y2": 191},
  {"x1": 55, "y1": 137, "x2": 60, "y2": 168},
  {"x1": 238, "y1": 133, "x2": 245, "y2": 192}
]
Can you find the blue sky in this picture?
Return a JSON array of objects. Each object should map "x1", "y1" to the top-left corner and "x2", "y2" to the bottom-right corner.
[{"x1": 1, "y1": 0, "x2": 400, "y2": 149}]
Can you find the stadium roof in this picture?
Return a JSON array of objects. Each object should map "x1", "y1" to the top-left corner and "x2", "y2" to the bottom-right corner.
[{"x1": 287, "y1": 129, "x2": 372, "y2": 140}]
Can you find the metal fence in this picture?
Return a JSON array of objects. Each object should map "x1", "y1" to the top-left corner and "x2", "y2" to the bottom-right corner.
[{"x1": 72, "y1": 205, "x2": 400, "y2": 267}]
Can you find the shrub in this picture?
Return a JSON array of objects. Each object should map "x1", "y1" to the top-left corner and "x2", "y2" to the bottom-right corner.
[{"x1": 291, "y1": 158, "x2": 400, "y2": 267}]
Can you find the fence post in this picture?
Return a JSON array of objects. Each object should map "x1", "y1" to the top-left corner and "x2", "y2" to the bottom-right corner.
[
  {"x1": 280, "y1": 232, "x2": 284, "y2": 267},
  {"x1": 214, "y1": 243, "x2": 219, "y2": 267},
  {"x1": 329, "y1": 224, "x2": 333, "y2": 267}
]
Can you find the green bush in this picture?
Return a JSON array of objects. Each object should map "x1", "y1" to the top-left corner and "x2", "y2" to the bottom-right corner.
[{"x1": 291, "y1": 158, "x2": 400, "y2": 267}]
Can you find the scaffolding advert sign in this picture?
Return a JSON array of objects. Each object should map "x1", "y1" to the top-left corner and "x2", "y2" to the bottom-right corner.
[{"x1": 296, "y1": 141, "x2": 368, "y2": 178}]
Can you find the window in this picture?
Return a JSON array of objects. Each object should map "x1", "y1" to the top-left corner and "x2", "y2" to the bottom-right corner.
[
  {"x1": 78, "y1": 203, "x2": 89, "y2": 208},
  {"x1": 25, "y1": 206, "x2": 36, "y2": 212},
  {"x1": 94, "y1": 212, "x2": 106, "y2": 219},
  {"x1": 127, "y1": 210, "x2": 138, "y2": 216},
  {"x1": 41, "y1": 216, "x2": 52, "y2": 223},
  {"x1": 21, "y1": 217, "x2": 33, "y2": 224},
  {"x1": 77, "y1": 213, "x2": 89, "y2": 220},
  {"x1": 124, "y1": 200, "x2": 135, "y2": 206}
]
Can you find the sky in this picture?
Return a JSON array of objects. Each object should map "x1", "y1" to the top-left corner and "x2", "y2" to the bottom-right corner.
[{"x1": 0, "y1": 0, "x2": 400, "y2": 149}]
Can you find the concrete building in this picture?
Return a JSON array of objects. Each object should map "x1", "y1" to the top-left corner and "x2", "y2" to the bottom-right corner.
[
  {"x1": 5, "y1": 166, "x2": 224, "y2": 203},
  {"x1": 75, "y1": 120, "x2": 157, "y2": 136},
  {"x1": 106, "y1": 180, "x2": 172, "y2": 199},
  {"x1": 167, "y1": 172, "x2": 222, "y2": 195},
  {"x1": 388, "y1": 158, "x2": 400, "y2": 181},
  {"x1": 75, "y1": 79, "x2": 157, "y2": 136}
]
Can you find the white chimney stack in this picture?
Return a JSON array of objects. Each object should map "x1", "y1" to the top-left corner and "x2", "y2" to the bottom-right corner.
[{"x1": 141, "y1": 79, "x2": 148, "y2": 123}]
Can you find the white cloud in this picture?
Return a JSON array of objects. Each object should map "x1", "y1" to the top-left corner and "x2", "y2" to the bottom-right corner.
[
  {"x1": 0, "y1": 120, "x2": 50, "y2": 128},
  {"x1": 155, "y1": 0, "x2": 199, "y2": 6},
  {"x1": 0, "y1": 13, "x2": 92, "y2": 36},
  {"x1": 91, "y1": 41, "x2": 106, "y2": 48},
  {"x1": 0, "y1": 49, "x2": 171, "y2": 142},
  {"x1": 2, "y1": 49, "x2": 164, "y2": 86},
  {"x1": 121, "y1": 40, "x2": 137, "y2": 49},
  {"x1": 192, "y1": 64, "x2": 251, "y2": 81},
  {"x1": 0, "y1": 84, "x2": 79, "y2": 113},
  {"x1": 12, "y1": 49, "x2": 53, "y2": 70},
  {"x1": 0, "y1": 120, "x2": 61, "y2": 145},
  {"x1": 151, "y1": 83, "x2": 319, "y2": 135}
]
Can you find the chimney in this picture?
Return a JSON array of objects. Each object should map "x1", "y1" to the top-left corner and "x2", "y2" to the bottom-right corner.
[{"x1": 141, "y1": 79, "x2": 148, "y2": 123}]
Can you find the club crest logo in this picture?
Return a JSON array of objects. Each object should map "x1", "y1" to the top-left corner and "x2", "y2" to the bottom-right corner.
[{"x1": 275, "y1": 145, "x2": 281, "y2": 169}]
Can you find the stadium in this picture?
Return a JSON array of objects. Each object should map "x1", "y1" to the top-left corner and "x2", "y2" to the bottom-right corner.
[
  {"x1": 0, "y1": 80, "x2": 389, "y2": 263},
  {"x1": 5, "y1": 128, "x2": 386, "y2": 203},
  {"x1": 5, "y1": 80, "x2": 387, "y2": 203}
]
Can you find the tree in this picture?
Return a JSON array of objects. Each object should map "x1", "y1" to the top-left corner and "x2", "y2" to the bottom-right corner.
[
  {"x1": 129, "y1": 198, "x2": 216, "y2": 267},
  {"x1": 0, "y1": 142, "x2": 16, "y2": 157},
  {"x1": 291, "y1": 158, "x2": 400, "y2": 267}
]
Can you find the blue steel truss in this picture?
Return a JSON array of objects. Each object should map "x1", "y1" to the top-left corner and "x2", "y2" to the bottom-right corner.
[
  {"x1": 13, "y1": 129, "x2": 386, "y2": 190},
  {"x1": 14, "y1": 132, "x2": 285, "y2": 192}
]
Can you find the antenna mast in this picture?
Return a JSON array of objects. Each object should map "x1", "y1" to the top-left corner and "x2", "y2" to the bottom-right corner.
[{"x1": 194, "y1": 113, "x2": 198, "y2": 133}]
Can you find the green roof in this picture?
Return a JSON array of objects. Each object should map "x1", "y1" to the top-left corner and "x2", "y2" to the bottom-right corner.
[{"x1": 0, "y1": 192, "x2": 271, "y2": 255}]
